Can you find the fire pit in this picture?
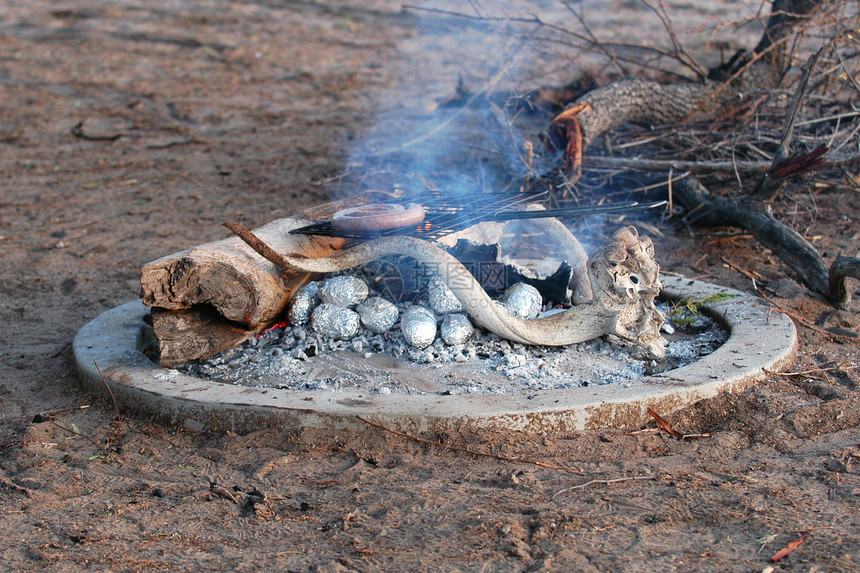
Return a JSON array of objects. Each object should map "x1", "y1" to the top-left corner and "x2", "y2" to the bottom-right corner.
[
  {"x1": 73, "y1": 193, "x2": 796, "y2": 432},
  {"x1": 73, "y1": 275, "x2": 795, "y2": 433}
]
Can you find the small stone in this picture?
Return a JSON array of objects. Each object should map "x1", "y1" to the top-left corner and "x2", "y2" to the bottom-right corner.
[
  {"x1": 440, "y1": 313, "x2": 473, "y2": 345},
  {"x1": 288, "y1": 281, "x2": 320, "y2": 325},
  {"x1": 320, "y1": 275, "x2": 369, "y2": 308},
  {"x1": 357, "y1": 296, "x2": 399, "y2": 333},
  {"x1": 427, "y1": 276, "x2": 462, "y2": 314},
  {"x1": 401, "y1": 306, "x2": 437, "y2": 349},
  {"x1": 503, "y1": 283, "x2": 542, "y2": 320},
  {"x1": 311, "y1": 304, "x2": 360, "y2": 340},
  {"x1": 824, "y1": 456, "x2": 847, "y2": 473}
]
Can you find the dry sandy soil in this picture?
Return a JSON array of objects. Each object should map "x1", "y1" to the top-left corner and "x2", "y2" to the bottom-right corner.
[{"x1": 1, "y1": 1, "x2": 858, "y2": 571}]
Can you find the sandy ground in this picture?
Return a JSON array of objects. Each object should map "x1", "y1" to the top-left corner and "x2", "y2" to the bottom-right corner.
[{"x1": 1, "y1": 1, "x2": 858, "y2": 571}]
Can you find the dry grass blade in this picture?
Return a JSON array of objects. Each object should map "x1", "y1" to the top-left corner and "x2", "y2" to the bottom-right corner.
[
  {"x1": 552, "y1": 475, "x2": 657, "y2": 499},
  {"x1": 758, "y1": 289, "x2": 860, "y2": 343},
  {"x1": 770, "y1": 533, "x2": 807, "y2": 562},
  {"x1": 94, "y1": 359, "x2": 122, "y2": 423},
  {"x1": 647, "y1": 407, "x2": 684, "y2": 439}
]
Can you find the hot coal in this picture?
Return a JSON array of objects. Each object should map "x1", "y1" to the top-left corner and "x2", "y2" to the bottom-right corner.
[
  {"x1": 175, "y1": 241, "x2": 726, "y2": 395},
  {"x1": 178, "y1": 288, "x2": 727, "y2": 396}
]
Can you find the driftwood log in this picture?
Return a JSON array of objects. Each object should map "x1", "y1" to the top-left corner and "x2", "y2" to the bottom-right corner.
[
  {"x1": 139, "y1": 198, "x2": 367, "y2": 366},
  {"x1": 545, "y1": 0, "x2": 859, "y2": 305},
  {"x1": 226, "y1": 223, "x2": 666, "y2": 358}
]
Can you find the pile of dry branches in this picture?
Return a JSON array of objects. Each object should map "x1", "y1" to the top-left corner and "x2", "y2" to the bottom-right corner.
[
  {"x1": 539, "y1": 0, "x2": 860, "y2": 304},
  {"x1": 422, "y1": 0, "x2": 859, "y2": 305}
]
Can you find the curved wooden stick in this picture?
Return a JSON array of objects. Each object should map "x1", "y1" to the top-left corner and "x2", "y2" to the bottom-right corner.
[{"x1": 224, "y1": 221, "x2": 666, "y2": 357}]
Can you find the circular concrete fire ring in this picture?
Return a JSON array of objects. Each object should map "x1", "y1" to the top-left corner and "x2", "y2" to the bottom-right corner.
[{"x1": 73, "y1": 276, "x2": 796, "y2": 434}]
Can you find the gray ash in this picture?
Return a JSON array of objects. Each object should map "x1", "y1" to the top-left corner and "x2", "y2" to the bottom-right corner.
[{"x1": 176, "y1": 269, "x2": 728, "y2": 395}]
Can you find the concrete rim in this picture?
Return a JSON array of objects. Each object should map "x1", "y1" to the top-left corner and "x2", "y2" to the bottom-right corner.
[{"x1": 73, "y1": 276, "x2": 796, "y2": 434}]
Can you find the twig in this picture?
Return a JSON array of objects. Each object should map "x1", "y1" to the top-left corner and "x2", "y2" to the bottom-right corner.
[
  {"x1": 720, "y1": 257, "x2": 770, "y2": 287},
  {"x1": 795, "y1": 110, "x2": 860, "y2": 127},
  {"x1": 94, "y1": 360, "x2": 122, "y2": 423},
  {"x1": 583, "y1": 155, "x2": 765, "y2": 173},
  {"x1": 625, "y1": 428, "x2": 660, "y2": 436},
  {"x1": 757, "y1": 289, "x2": 859, "y2": 343},
  {"x1": 42, "y1": 404, "x2": 91, "y2": 417},
  {"x1": 223, "y1": 221, "x2": 292, "y2": 274},
  {"x1": 146, "y1": 137, "x2": 195, "y2": 149},
  {"x1": 667, "y1": 166, "x2": 674, "y2": 214},
  {"x1": 765, "y1": 364, "x2": 858, "y2": 377},
  {"x1": 47, "y1": 420, "x2": 110, "y2": 452},
  {"x1": 403, "y1": 5, "x2": 694, "y2": 80},
  {"x1": 642, "y1": 0, "x2": 707, "y2": 80},
  {"x1": 617, "y1": 150, "x2": 856, "y2": 172},
  {"x1": 691, "y1": 34, "x2": 792, "y2": 119},
  {"x1": 552, "y1": 475, "x2": 657, "y2": 499},
  {"x1": 647, "y1": 407, "x2": 683, "y2": 439},
  {"x1": 755, "y1": 49, "x2": 823, "y2": 202},
  {"x1": 356, "y1": 415, "x2": 584, "y2": 474},
  {"x1": 680, "y1": 433, "x2": 711, "y2": 440}
]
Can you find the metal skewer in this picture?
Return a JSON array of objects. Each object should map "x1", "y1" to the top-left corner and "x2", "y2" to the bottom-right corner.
[
  {"x1": 492, "y1": 200, "x2": 668, "y2": 222},
  {"x1": 289, "y1": 198, "x2": 668, "y2": 238}
]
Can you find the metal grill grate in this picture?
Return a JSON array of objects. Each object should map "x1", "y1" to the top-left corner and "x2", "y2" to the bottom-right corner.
[{"x1": 289, "y1": 189, "x2": 550, "y2": 240}]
